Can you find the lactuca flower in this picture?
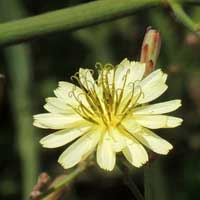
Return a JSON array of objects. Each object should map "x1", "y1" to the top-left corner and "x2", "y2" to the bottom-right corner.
[{"x1": 33, "y1": 58, "x2": 182, "y2": 171}]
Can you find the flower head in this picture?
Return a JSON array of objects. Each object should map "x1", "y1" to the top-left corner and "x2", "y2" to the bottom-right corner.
[{"x1": 34, "y1": 58, "x2": 182, "y2": 171}]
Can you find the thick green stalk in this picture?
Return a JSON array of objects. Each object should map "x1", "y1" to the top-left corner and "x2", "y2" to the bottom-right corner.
[
  {"x1": 0, "y1": 0, "x2": 198, "y2": 46},
  {"x1": 0, "y1": 0, "x2": 161, "y2": 46},
  {"x1": 0, "y1": 0, "x2": 39, "y2": 199},
  {"x1": 5, "y1": 43, "x2": 39, "y2": 200}
]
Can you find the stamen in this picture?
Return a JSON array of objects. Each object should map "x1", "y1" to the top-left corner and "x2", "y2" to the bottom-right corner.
[
  {"x1": 68, "y1": 85, "x2": 78, "y2": 98},
  {"x1": 119, "y1": 86, "x2": 135, "y2": 114},
  {"x1": 114, "y1": 69, "x2": 130, "y2": 114},
  {"x1": 65, "y1": 64, "x2": 146, "y2": 129},
  {"x1": 78, "y1": 105, "x2": 98, "y2": 124},
  {"x1": 71, "y1": 73, "x2": 84, "y2": 90},
  {"x1": 84, "y1": 79, "x2": 105, "y2": 117},
  {"x1": 101, "y1": 69, "x2": 113, "y2": 121},
  {"x1": 88, "y1": 69, "x2": 94, "y2": 76},
  {"x1": 95, "y1": 63, "x2": 103, "y2": 71},
  {"x1": 85, "y1": 79, "x2": 94, "y2": 90},
  {"x1": 120, "y1": 85, "x2": 144, "y2": 120}
]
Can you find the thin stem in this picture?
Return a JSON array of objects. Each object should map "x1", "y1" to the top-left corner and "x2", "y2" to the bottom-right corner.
[
  {"x1": 169, "y1": 0, "x2": 200, "y2": 36},
  {"x1": 39, "y1": 163, "x2": 87, "y2": 200},
  {"x1": 0, "y1": 0, "x2": 166, "y2": 46},
  {"x1": 183, "y1": 0, "x2": 200, "y2": 5},
  {"x1": 118, "y1": 160, "x2": 144, "y2": 200},
  {"x1": 144, "y1": 164, "x2": 154, "y2": 200},
  {"x1": 0, "y1": 74, "x2": 5, "y2": 106}
]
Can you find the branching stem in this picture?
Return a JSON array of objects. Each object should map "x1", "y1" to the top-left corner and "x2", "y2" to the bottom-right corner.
[{"x1": 38, "y1": 163, "x2": 88, "y2": 200}]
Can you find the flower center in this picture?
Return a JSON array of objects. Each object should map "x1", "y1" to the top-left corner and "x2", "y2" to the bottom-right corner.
[{"x1": 70, "y1": 65, "x2": 142, "y2": 127}]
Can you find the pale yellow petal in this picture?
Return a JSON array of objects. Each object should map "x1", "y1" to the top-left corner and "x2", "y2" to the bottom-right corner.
[
  {"x1": 54, "y1": 81, "x2": 91, "y2": 111},
  {"x1": 129, "y1": 62, "x2": 146, "y2": 83},
  {"x1": 120, "y1": 69, "x2": 167, "y2": 110},
  {"x1": 135, "y1": 128, "x2": 173, "y2": 154},
  {"x1": 109, "y1": 128, "x2": 126, "y2": 152},
  {"x1": 79, "y1": 68, "x2": 96, "y2": 90},
  {"x1": 115, "y1": 59, "x2": 145, "y2": 89},
  {"x1": 115, "y1": 58, "x2": 129, "y2": 88},
  {"x1": 97, "y1": 132, "x2": 116, "y2": 171},
  {"x1": 138, "y1": 82, "x2": 168, "y2": 104},
  {"x1": 44, "y1": 97, "x2": 75, "y2": 114},
  {"x1": 133, "y1": 100, "x2": 182, "y2": 115},
  {"x1": 33, "y1": 121, "x2": 48, "y2": 129},
  {"x1": 121, "y1": 117, "x2": 142, "y2": 133},
  {"x1": 117, "y1": 88, "x2": 141, "y2": 114},
  {"x1": 58, "y1": 127, "x2": 101, "y2": 169},
  {"x1": 137, "y1": 69, "x2": 168, "y2": 104},
  {"x1": 40, "y1": 126, "x2": 91, "y2": 148},
  {"x1": 134, "y1": 115, "x2": 183, "y2": 129},
  {"x1": 123, "y1": 137, "x2": 148, "y2": 167},
  {"x1": 54, "y1": 82, "x2": 81, "y2": 106},
  {"x1": 162, "y1": 74, "x2": 168, "y2": 82},
  {"x1": 78, "y1": 68, "x2": 103, "y2": 112},
  {"x1": 141, "y1": 69, "x2": 166, "y2": 85},
  {"x1": 33, "y1": 113, "x2": 87, "y2": 129}
]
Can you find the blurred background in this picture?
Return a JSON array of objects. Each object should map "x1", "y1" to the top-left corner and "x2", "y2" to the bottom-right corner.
[{"x1": 0, "y1": 0, "x2": 200, "y2": 199}]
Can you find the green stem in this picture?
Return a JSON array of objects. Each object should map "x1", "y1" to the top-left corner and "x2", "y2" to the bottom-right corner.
[
  {"x1": 144, "y1": 161, "x2": 170, "y2": 200},
  {"x1": 144, "y1": 164, "x2": 154, "y2": 200},
  {"x1": 39, "y1": 164, "x2": 87, "y2": 200},
  {"x1": 0, "y1": 0, "x2": 39, "y2": 199},
  {"x1": 5, "y1": 46, "x2": 39, "y2": 199},
  {"x1": 118, "y1": 160, "x2": 144, "y2": 200},
  {"x1": 0, "y1": 0, "x2": 198, "y2": 46},
  {"x1": 0, "y1": 0, "x2": 181, "y2": 46},
  {"x1": 183, "y1": 0, "x2": 200, "y2": 5},
  {"x1": 169, "y1": 0, "x2": 200, "y2": 36}
]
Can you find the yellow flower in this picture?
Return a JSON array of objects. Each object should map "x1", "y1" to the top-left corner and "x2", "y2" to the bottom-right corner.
[{"x1": 33, "y1": 58, "x2": 182, "y2": 171}]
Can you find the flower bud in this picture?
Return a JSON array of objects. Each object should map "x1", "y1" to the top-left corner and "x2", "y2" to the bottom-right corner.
[{"x1": 140, "y1": 28, "x2": 161, "y2": 75}]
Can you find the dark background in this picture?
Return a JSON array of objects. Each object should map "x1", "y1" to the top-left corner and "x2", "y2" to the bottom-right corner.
[{"x1": 0, "y1": 0, "x2": 200, "y2": 199}]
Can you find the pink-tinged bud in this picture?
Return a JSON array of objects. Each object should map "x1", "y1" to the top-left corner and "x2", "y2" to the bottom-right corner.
[{"x1": 140, "y1": 28, "x2": 161, "y2": 75}]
